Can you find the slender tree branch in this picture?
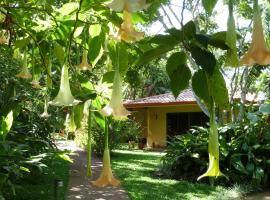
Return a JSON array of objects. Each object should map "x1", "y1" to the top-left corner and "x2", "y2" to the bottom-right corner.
[
  {"x1": 167, "y1": 4, "x2": 181, "y2": 26},
  {"x1": 181, "y1": 0, "x2": 186, "y2": 27},
  {"x1": 67, "y1": 0, "x2": 84, "y2": 67},
  {"x1": 161, "y1": 6, "x2": 174, "y2": 27}
]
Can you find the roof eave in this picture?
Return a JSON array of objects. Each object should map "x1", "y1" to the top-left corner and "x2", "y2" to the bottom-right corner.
[{"x1": 124, "y1": 101, "x2": 198, "y2": 108}]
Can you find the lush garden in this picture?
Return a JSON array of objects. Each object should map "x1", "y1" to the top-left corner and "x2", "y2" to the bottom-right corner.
[{"x1": 0, "y1": 0, "x2": 270, "y2": 199}]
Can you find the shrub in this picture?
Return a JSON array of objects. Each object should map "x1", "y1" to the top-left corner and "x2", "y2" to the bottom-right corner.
[
  {"x1": 161, "y1": 113, "x2": 270, "y2": 186},
  {"x1": 75, "y1": 117, "x2": 142, "y2": 156}
]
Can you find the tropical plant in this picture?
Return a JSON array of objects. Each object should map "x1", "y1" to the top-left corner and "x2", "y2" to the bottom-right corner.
[{"x1": 161, "y1": 110, "x2": 270, "y2": 186}]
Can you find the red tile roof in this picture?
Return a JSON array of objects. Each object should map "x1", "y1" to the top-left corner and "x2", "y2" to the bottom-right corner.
[
  {"x1": 124, "y1": 89, "x2": 197, "y2": 108},
  {"x1": 124, "y1": 89, "x2": 265, "y2": 108}
]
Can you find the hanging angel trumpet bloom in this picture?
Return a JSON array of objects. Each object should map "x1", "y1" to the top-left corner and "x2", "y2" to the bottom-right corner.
[
  {"x1": 107, "y1": 0, "x2": 148, "y2": 12},
  {"x1": 107, "y1": 0, "x2": 145, "y2": 42},
  {"x1": 41, "y1": 97, "x2": 50, "y2": 118},
  {"x1": 240, "y1": 0, "x2": 270, "y2": 66},
  {"x1": 16, "y1": 53, "x2": 32, "y2": 79},
  {"x1": 31, "y1": 75, "x2": 42, "y2": 89},
  {"x1": 77, "y1": 49, "x2": 91, "y2": 71},
  {"x1": 225, "y1": 0, "x2": 239, "y2": 67},
  {"x1": 0, "y1": 30, "x2": 9, "y2": 44},
  {"x1": 0, "y1": 36, "x2": 8, "y2": 44},
  {"x1": 92, "y1": 118, "x2": 120, "y2": 187},
  {"x1": 101, "y1": 69, "x2": 130, "y2": 120},
  {"x1": 92, "y1": 148, "x2": 120, "y2": 187},
  {"x1": 119, "y1": 10, "x2": 144, "y2": 42},
  {"x1": 198, "y1": 105, "x2": 225, "y2": 180},
  {"x1": 49, "y1": 65, "x2": 80, "y2": 107}
]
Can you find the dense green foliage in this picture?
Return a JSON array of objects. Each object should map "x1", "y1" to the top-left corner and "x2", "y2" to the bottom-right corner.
[
  {"x1": 161, "y1": 112, "x2": 270, "y2": 186},
  {"x1": 0, "y1": 43, "x2": 71, "y2": 200},
  {"x1": 75, "y1": 117, "x2": 141, "y2": 156},
  {"x1": 0, "y1": 0, "x2": 270, "y2": 198},
  {"x1": 5, "y1": 152, "x2": 70, "y2": 200}
]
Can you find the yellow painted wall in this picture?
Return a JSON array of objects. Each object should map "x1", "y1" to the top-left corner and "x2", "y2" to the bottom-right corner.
[
  {"x1": 132, "y1": 109, "x2": 147, "y2": 138},
  {"x1": 146, "y1": 104, "x2": 202, "y2": 148}
]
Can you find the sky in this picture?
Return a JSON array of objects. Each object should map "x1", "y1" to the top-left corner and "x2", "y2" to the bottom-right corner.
[{"x1": 148, "y1": 0, "x2": 250, "y2": 35}]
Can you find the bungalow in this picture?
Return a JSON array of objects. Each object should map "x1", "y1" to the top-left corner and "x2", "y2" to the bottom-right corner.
[
  {"x1": 124, "y1": 89, "x2": 264, "y2": 148},
  {"x1": 124, "y1": 89, "x2": 208, "y2": 148}
]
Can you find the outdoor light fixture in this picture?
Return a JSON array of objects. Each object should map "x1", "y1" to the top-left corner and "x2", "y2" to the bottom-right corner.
[{"x1": 54, "y1": 179, "x2": 64, "y2": 200}]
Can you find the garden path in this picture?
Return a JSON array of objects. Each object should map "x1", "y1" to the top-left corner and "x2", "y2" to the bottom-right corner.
[
  {"x1": 246, "y1": 191, "x2": 270, "y2": 200},
  {"x1": 57, "y1": 141, "x2": 130, "y2": 200}
]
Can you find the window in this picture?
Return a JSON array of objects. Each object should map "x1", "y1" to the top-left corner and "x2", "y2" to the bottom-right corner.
[{"x1": 166, "y1": 112, "x2": 208, "y2": 138}]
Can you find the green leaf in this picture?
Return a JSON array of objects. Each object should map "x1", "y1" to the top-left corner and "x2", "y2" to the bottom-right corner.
[
  {"x1": 202, "y1": 0, "x2": 218, "y2": 15},
  {"x1": 232, "y1": 159, "x2": 248, "y2": 174},
  {"x1": 57, "y1": 2, "x2": 79, "y2": 16},
  {"x1": 81, "y1": 0, "x2": 93, "y2": 11},
  {"x1": 15, "y1": 37, "x2": 31, "y2": 49},
  {"x1": 195, "y1": 34, "x2": 210, "y2": 48},
  {"x1": 102, "y1": 71, "x2": 115, "y2": 83},
  {"x1": 254, "y1": 167, "x2": 264, "y2": 180},
  {"x1": 74, "y1": 104, "x2": 84, "y2": 129},
  {"x1": 166, "y1": 52, "x2": 187, "y2": 77},
  {"x1": 210, "y1": 69, "x2": 229, "y2": 109},
  {"x1": 0, "y1": 111, "x2": 13, "y2": 141},
  {"x1": 149, "y1": 34, "x2": 180, "y2": 45},
  {"x1": 77, "y1": 74, "x2": 93, "y2": 91},
  {"x1": 137, "y1": 45, "x2": 174, "y2": 66},
  {"x1": 74, "y1": 26, "x2": 84, "y2": 38},
  {"x1": 209, "y1": 31, "x2": 230, "y2": 50},
  {"x1": 192, "y1": 70, "x2": 211, "y2": 106},
  {"x1": 94, "y1": 111, "x2": 105, "y2": 131},
  {"x1": 118, "y1": 43, "x2": 129, "y2": 75},
  {"x1": 180, "y1": 21, "x2": 197, "y2": 40},
  {"x1": 54, "y1": 43, "x2": 65, "y2": 64},
  {"x1": 166, "y1": 52, "x2": 191, "y2": 97},
  {"x1": 246, "y1": 162, "x2": 255, "y2": 176},
  {"x1": 259, "y1": 104, "x2": 270, "y2": 114},
  {"x1": 89, "y1": 24, "x2": 102, "y2": 37},
  {"x1": 190, "y1": 46, "x2": 216, "y2": 75},
  {"x1": 0, "y1": 172, "x2": 8, "y2": 188},
  {"x1": 88, "y1": 33, "x2": 105, "y2": 66}
]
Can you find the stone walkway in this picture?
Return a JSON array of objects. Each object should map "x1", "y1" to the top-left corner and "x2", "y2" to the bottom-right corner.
[
  {"x1": 57, "y1": 141, "x2": 130, "y2": 200},
  {"x1": 245, "y1": 191, "x2": 270, "y2": 200}
]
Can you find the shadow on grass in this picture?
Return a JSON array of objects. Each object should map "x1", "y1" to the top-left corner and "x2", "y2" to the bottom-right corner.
[{"x1": 111, "y1": 150, "x2": 225, "y2": 200}]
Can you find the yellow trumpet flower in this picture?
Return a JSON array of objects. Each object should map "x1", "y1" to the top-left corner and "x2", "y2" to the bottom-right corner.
[
  {"x1": 92, "y1": 118, "x2": 120, "y2": 187},
  {"x1": 198, "y1": 108, "x2": 224, "y2": 180},
  {"x1": 107, "y1": 0, "x2": 147, "y2": 12},
  {"x1": 49, "y1": 65, "x2": 80, "y2": 107},
  {"x1": 77, "y1": 50, "x2": 91, "y2": 71},
  {"x1": 101, "y1": 69, "x2": 130, "y2": 120},
  {"x1": 0, "y1": 36, "x2": 8, "y2": 44},
  {"x1": 119, "y1": 10, "x2": 144, "y2": 42},
  {"x1": 41, "y1": 97, "x2": 50, "y2": 118},
  {"x1": 16, "y1": 54, "x2": 32, "y2": 79},
  {"x1": 31, "y1": 75, "x2": 42, "y2": 89},
  {"x1": 92, "y1": 148, "x2": 120, "y2": 187},
  {"x1": 240, "y1": 0, "x2": 270, "y2": 66}
]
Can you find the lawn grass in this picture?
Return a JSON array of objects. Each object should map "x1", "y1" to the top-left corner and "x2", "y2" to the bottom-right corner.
[
  {"x1": 15, "y1": 152, "x2": 72, "y2": 200},
  {"x1": 112, "y1": 149, "x2": 247, "y2": 200}
]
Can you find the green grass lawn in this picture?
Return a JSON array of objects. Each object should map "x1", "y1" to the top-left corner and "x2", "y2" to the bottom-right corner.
[
  {"x1": 15, "y1": 152, "x2": 72, "y2": 200},
  {"x1": 112, "y1": 149, "x2": 247, "y2": 200}
]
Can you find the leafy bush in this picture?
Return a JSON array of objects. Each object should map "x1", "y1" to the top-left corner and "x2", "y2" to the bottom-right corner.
[
  {"x1": 75, "y1": 117, "x2": 142, "y2": 156},
  {"x1": 161, "y1": 113, "x2": 270, "y2": 186}
]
